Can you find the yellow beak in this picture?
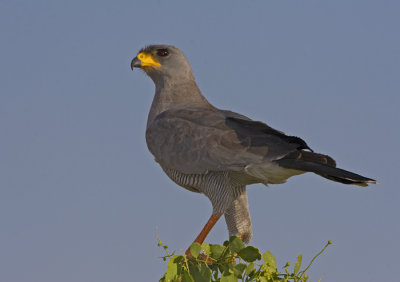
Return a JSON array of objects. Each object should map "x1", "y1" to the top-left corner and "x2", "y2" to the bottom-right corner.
[{"x1": 131, "y1": 52, "x2": 161, "y2": 69}]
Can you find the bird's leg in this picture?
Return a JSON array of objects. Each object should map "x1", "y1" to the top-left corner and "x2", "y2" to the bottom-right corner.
[
  {"x1": 224, "y1": 190, "x2": 252, "y2": 244},
  {"x1": 192, "y1": 213, "x2": 222, "y2": 244},
  {"x1": 185, "y1": 213, "x2": 222, "y2": 258}
]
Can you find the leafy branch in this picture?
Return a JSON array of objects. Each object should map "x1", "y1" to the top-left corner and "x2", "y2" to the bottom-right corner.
[{"x1": 159, "y1": 236, "x2": 332, "y2": 282}]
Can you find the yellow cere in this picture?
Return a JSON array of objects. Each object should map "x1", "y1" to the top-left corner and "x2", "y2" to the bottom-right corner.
[{"x1": 137, "y1": 52, "x2": 161, "y2": 67}]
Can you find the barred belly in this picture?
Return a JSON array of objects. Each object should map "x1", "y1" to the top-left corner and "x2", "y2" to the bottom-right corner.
[{"x1": 161, "y1": 167, "x2": 249, "y2": 213}]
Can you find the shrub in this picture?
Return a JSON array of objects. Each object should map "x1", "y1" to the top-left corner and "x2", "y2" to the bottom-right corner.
[{"x1": 159, "y1": 236, "x2": 332, "y2": 282}]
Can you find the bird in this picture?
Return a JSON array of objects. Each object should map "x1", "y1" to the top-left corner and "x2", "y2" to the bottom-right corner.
[{"x1": 130, "y1": 44, "x2": 377, "y2": 255}]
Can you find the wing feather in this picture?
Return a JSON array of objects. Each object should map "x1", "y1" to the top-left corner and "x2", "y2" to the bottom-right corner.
[{"x1": 146, "y1": 108, "x2": 304, "y2": 174}]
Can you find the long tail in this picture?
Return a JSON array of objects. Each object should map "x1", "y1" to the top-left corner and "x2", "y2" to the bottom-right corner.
[{"x1": 275, "y1": 151, "x2": 377, "y2": 187}]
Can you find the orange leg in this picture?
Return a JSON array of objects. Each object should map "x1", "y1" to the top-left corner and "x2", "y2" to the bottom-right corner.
[{"x1": 185, "y1": 213, "x2": 222, "y2": 257}]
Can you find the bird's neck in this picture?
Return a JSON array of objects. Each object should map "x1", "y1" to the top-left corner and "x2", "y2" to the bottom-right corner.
[{"x1": 147, "y1": 79, "x2": 214, "y2": 128}]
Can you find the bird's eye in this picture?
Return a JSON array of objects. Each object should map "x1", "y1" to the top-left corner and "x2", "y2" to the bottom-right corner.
[{"x1": 157, "y1": 49, "x2": 169, "y2": 57}]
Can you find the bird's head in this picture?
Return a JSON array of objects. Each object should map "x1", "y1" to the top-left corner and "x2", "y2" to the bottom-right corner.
[{"x1": 131, "y1": 45, "x2": 194, "y2": 84}]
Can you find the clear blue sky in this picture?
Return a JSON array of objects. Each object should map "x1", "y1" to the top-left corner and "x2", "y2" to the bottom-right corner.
[{"x1": 1, "y1": 1, "x2": 399, "y2": 281}]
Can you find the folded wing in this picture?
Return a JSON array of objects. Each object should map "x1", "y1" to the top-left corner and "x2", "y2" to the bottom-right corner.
[{"x1": 146, "y1": 108, "x2": 303, "y2": 174}]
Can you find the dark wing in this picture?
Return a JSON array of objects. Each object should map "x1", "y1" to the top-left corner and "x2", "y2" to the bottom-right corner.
[
  {"x1": 225, "y1": 117, "x2": 313, "y2": 152},
  {"x1": 222, "y1": 117, "x2": 377, "y2": 186}
]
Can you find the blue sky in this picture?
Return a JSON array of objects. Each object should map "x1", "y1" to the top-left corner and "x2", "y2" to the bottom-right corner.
[{"x1": 0, "y1": 1, "x2": 399, "y2": 281}]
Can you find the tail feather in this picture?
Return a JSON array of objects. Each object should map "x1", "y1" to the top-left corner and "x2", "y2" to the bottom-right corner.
[{"x1": 275, "y1": 151, "x2": 377, "y2": 187}]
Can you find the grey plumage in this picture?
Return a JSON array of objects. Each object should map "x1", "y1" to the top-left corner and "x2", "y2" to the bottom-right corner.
[{"x1": 131, "y1": 45, "x2": 377, "y2": 244}]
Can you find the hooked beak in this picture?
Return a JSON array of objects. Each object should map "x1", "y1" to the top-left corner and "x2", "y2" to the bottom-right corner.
[{"x1": 131, "y1": 57, "x2": 141, "y2": 70}]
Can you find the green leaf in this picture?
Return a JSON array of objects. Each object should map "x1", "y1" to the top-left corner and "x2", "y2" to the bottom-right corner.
[
  {"x1": 201, "y1": 243, "x2": 211, "y2": 256},
  {"x1": 233, "y1": 263, "x2": 246, "y2": 278},
  {"x1": 210, "y1": 244, "x2": 225, "y2": 260},
  {"x1": 181, "y1": 269, "x2": 194, "y2": 282},
  {"x1": 238, "y1": 246, "x2": 261, "y2": 262},
  {"x1": 172, "y1": 255, "x2": 184, "y2": 263},
  {"x1": 189, "y1": 242, "x2": 201, "y2": 258},
  {"x1": 245, "y1": 262, "x2": 256, "y2": 276},
  {"x1": 294, "y1": 253, "x2": 302, "y2": 274},
  {"x1": 189, "y1": 263, "x2": 212, "y2": 282},
  {"x1": 262, "y1": 251, "x2": 277, "y2": 270},
  {"x1": 219, "y1": 264, "x2": 231, "y2": 277},
  {"x1": 229, "y1": 236, "x2": 245, "y2": 253},
  {"x1": 221, "y1": 272, "x2": 238, "y2": 282},
  {"x1": 165, "y1": 255, "x2": 179, "y2": 281}
]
